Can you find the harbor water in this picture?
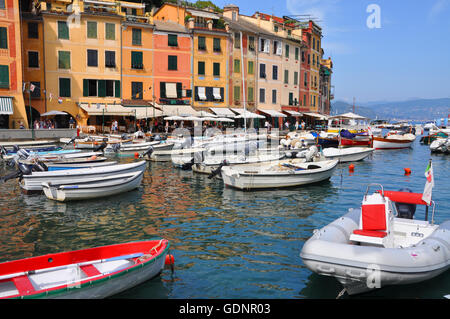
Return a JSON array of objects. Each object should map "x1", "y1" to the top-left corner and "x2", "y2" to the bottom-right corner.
[{"x1": 0, "y1": 138, "x2": 449, "y2": 299}]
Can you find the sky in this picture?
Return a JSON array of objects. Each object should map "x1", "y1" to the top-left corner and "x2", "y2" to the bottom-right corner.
[{"x1": 213, "y1": 0, "x2": 450, "y2": 104}]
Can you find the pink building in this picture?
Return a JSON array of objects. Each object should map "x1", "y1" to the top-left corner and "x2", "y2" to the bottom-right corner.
[{"x1": 152, "y1": 20, "x2": 192, "y2": 114}]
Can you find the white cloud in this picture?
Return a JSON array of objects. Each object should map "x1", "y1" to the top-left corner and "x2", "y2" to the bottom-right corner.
[{"x1": 428, "y1": 0, "x2": 450, "y2": 20}]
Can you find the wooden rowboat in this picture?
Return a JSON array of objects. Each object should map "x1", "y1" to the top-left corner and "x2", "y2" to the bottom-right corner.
[{"x1": 0, "y1": 239, "x2": 173, "y2": 299}]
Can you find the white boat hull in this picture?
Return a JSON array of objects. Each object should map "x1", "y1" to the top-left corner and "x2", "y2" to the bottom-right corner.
[
  {"x1": 323, "y1": 147, "x2": 374, "y2": 163},
  {"x1": 20, "y1": 161, "x2": 147, "y2": 193},
  {"x1": 221, "y1": 160, "x2": 338, "y2": 190},
  {"x1": 43, "y1": 171, "x2": 144, "y2": 201},
  {"x1": 301, "y1": 209, "x2": 450, "y2": 295},
  {"x1": 373, "y1": 136, "x2": 415, "y2": 149}
]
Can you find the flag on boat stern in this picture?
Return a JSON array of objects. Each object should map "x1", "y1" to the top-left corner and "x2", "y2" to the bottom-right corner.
[{"x1": 422, "y1": 161, "x2": 434, "y2": 205}]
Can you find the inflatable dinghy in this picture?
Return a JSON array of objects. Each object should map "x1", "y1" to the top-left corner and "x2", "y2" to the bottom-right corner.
[{"x1": 301, "y1": 184, "x2": 450, "y2": 295}]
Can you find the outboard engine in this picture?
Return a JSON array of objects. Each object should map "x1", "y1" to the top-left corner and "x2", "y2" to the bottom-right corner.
[
  {"x1": 139, "y1": 146, "x2": 154, "y2": 159},
  {"x1": 304, "y1": 145, "x2": 318, "y2": 162},
  {"x1": 111, "y1": 143, "x2": 121, "y2": 153},
  {"x1": 121, "y1": 133, "x2": 128, "y2": 140},
  {"x1": 181, "y1": 158, "x2": 195, "y2": 170},
  {"x1": 193, "y1": 150, "x2": 204, "y2": 164},
  {"x1": 18, "y1": 163, "x2": 32, "y2": 176},
  {"x1": 17, "y1": 149, "x2": 30, "y2": 160},
  {"x1": 395, "y1": 188, "x2": 416, "y2": 219},
  {"x1": 32, "y1": 161, "x2": 48, "y2": 172},
  {"x1": 153, "y1": 134, "x2": 161, "y2": 142},
  {"x1": 208, "y1": 160, "x2": 228, "y2": 179},
  {"x1": 93, "y1": 141, "x2": 107, "y2": 152}
]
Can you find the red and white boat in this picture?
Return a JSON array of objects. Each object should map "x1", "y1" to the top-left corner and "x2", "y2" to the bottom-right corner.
[
  {"x1": 0, "y1": 239, "x2": 173, "y2": 299},
  {"x1": 372, "y1": 133, "x2": 416, "y2": 150}
]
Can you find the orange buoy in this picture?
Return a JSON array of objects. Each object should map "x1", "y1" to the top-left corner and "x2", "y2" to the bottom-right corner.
[
  {"x1": 165, "y1": 254, "x2": 175, "y2": 265},
  {"x1": 134, "y1": 152, "x2": 139, "y2": 159},
  {"x1": 404, "y1": 168, "x2": 411, "y2": 175},
  {"x1": 349, "y1": 164, "x2": 355, "y2": 172},
  {"x1": 93, "y1": 141, "x2": 98, "y2": 145},
  {"x1": 89, "y1": 155, "x2": 97, "y2": 160}
]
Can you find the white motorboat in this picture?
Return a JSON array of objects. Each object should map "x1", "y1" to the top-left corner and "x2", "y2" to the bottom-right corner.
[
  {"x1": 18, "y1": 160, "x2": 147, "y2": 193},
  {"x1": 105, "y1": 141, "x2": 174, "y2": 154},
  {"x1": 45, "y1": 161, "x2": 118, "y2": 171},
  {"x1": 221, "y1": 159, "x2": 338, "y2": 190},
  {"x1": 322, "y1": 147, "x2": 374, "y2": 162},
  {"x1": 372, "y1": 133, "x2": 416, "y2": 149},
  {"x1": 430, "y1": 137, "x2": 450, "y2": 154},
  {"x1": 192, "y1": 151, "x2": 286, "y2": 175},
  {"x1": 300, "y1": 184, "x2": 450, "y2": 295},
  {"x1": 42, "y1": 170, "x2": 144, "y2": 202}
]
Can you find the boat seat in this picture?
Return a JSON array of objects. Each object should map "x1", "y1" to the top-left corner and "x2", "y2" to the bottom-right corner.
[
  {"x1": 349, "y1": 194, "x2": 395, "y2": 247},
  {"x1": 13, "y1": 275, "x2": 35, "y2": 295},
  {"x1": 80, "y1": 264, "x2": 102, "y2": 277}
]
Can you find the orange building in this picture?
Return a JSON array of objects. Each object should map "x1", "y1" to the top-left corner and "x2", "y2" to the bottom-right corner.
[
  {"x1": 152, "y1": 20, "x2": 192, "y2": 115},
  {"x1": 0, "y1": 0, "x2": 27, "y2": 129},
  {"x1": 21, "y1": 13, "x2": 46, "y2": 120}
]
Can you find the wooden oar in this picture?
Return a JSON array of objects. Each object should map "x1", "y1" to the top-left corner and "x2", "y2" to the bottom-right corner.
[{"x1": 0, "y1": 252, "x2": 144, "y2": 281}]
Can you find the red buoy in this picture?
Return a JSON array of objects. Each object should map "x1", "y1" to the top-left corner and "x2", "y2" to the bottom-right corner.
[
  {"x1": 404, "y1": 168, "x2": 411, "y2": 175},
  {"x1": 165, "y1": 254, "x2": 175, "y2": 265},
  {"x1": 134, "y1": 152, "x2": 139, "y2": 159},
  {"x1": 349, "y1": 164, "x2": 355, "y2": 172}
]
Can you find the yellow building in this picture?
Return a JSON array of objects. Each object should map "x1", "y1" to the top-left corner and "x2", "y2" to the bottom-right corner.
[
  {"x1": 154, "y1": 3, "x2": 229, "y2": 112},
  {"x1": 0, "y1": 0, "x2": 27, "y2": 129},
  {"x1": 308, "y1": 21, "x2": 322, "y2": 113}
]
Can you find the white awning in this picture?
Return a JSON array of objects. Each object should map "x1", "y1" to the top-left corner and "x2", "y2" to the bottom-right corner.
[
  {"x1": 258, "y1": 109, "x2": 286, "y2": 118},
  {"x1": 120, "y1": 2, "x2": 146, "y2": 9},
  {"x1": 329, "y1": 112, "x2": 367, "y2": 120},
  {"x1": 135, "y1": 107, "x2": 163, "y2": 119},
  {"x1": 210, "y1": 107, "x2": 235, "y2": 118},
  {"x1": 187, "y1": 9, "x2": 219, "y2": 19},
  {"x1": 198, "y1": 87, "x2": 207, "y2": 100},
  {"x1": 0, "y1": 97, "x2": 13, "y2": 115},
  {"x1": 161, "y1": 104, "x2": 200, "y2": 116},
  {"x1": 283, "y1": 110, "x2": 303, "y2": 116},
  {"x1": 84, "y1": 0, "x2": 117, "y2": 6},
  {"x1": 232, "y1": 108, "x2": 265, "y2": 119},
  {"x1": 79, "y1": 103, "x2": 135, "y2": 116},
  {"x1": 41, "y1": 110, "x2": 69, "y2": 116},
  {"x1": 303, "y1": 112, "x2": 329, "y2": 120},
  {"x1": 213, "y1": 87, "x2": 221, "y2": 100},
  {"x1": 166, "y1": 83, "x2": 177, "y2": 98}
]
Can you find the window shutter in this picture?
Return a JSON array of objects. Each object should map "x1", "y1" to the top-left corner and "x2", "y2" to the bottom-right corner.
[
  {"x1": 213, "y1": 63, "x2": 220, "y2": 77},
  {"x1": 0, "y1": 65, "x2": 9, "y2": 88},
  {"x1": 132, "y1": 28, "x2": 141, "y2": 45},
  {"x1": 81, "y1": 79, "x2": 88, "y2": 96},
  {"x1": 176, "y1": 82, "x2": 182, "y2": 98},
  {"x1": 248, "y1": 87, "x2": 254, "y2": 102},
  {"x1": 160, "y1": 81, "x2": 166, "y2": 98},
  {"x1": 168, "y1": 55, "x2": 177, "y2": 70},
  {"x1": 58, "y1": 21, "x2": 69, "y2": 39},
  {"x1": 198, "y1": 36, "x2": 206, "y2": 50},
  {"x1": 213, "y1": 38, "x2": 220, "y2": 51},
  {"x1": 234, "y1": 59, "x2": 240, "y2": 73},
  {"x1": 98, "y1": 80, "x2": 106, "y2": 97},
  {"x1": 248, "y1": 61, "x2": 254, "y2": 75},
  {"x1": 87, "y1": 21, "x2": 97, "y2": 39},
  {"x1": 59, "y1": 78, "x2": 71, "y2": 97},
  {"x1": 220, "y1": 87, "x2": 224, "y2": 102},
  {"x1": 59, "y1": 51, "x2": 70, "y2": 69},
  {"x1": 198, "y1": 61, "x2": 205, "y2": 75},
  {"x1": 168, "y1": 34, "x2": 178, "y2": 46},
  {"x1": 0, "y1": 27, "x2": 7, "y2": 49},
  {"x1": 264, "y1": 39, "x2": 269, "y2": 53},
  {"x1": 105, "y1": 23, "x2": 115, "y2": 40},
  {"x1": 114, "y1": 80, "x2": 120, "y2": 98}
]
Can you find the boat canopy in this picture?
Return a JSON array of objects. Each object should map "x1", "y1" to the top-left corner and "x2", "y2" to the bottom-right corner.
[{"x1": 378, "y1": 190, "x2": 430, "y2": 206}]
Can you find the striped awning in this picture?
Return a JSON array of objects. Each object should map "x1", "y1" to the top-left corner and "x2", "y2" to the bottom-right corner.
[{"x1": 0, "y1": 97, "x2": 13, "y2": 115}]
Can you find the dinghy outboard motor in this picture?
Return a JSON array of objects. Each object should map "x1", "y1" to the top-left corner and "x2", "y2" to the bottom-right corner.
[
  {"x1": 181, "y1": 158, "x2": 195, "y2": 170},
  {"x1": 121, "y1": 133, "x2": 128, "y2": 140},
  {"x1": 18, "y1": 163, "x2": 32, "y2": 176},
  {"x1": 139, "y1": 146, "x2": 154, "y2": 159},
  {"x1": 111, "y1": 143, "x2": 121, "y2": 153},
  {"x1": 93, "y1": 141, "x2": 107, "y2": 152},
  {"x1": 208, "y1": 160, "x2": 228, "y2": 179},
  {"x1": 394, "y1": 188, "x2": 416, "y2": 219}
]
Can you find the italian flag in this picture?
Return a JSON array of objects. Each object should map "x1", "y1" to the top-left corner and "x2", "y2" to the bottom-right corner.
[{"x1": 422, "y1": 161, "x2": 434, "y2": 205}]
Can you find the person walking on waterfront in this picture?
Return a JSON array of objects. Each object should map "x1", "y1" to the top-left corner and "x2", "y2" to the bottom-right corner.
[
  {"x1": 301, "y1": 120, "x2": 306, "y2": 130},
  {"x1": 69, "y1": 117, "x2": 75, "y2": 129}
]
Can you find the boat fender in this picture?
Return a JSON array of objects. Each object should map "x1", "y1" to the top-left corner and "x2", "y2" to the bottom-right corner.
[
  {"x1": 404, "y1": 168, "x2": 411, "y2": 175},
  {"x1": 349, "y1": 164, "x2": 355, "y2": 172}
]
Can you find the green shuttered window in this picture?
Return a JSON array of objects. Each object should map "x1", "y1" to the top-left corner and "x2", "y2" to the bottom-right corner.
[
  {"x1": 198, "y1": 36, "x2": 206, "y2": 50},
  {"x1": 87, "y1": 21, "x2": 97, "y2": 39},
  {"x1": 248, "y1": 61, "x2": 254, "y2": 75},
  {"x1": 234, "y1": 59, "x2": 240, "y2": 73},
  {"x1": 58, "y1": 21, "x2": 69, "y2": 40},
  {"x1": 213, "y1": 63, "x2": 220, "y2": 77},
  {"x1": 105, "y1": 23, "x2": 115, "y2": 40},
  {"x1": 198, "y1": 61, "x2": 205, "y2": 75},
  {"x1": 168, "y1": 34, "x2": 178, "y2": 47},
  {"x1": 0, "y1": 27, "x2": 7, "y2": 49},
  {"x1": 59, "y1": 78, "x2": 71, "y2": 97},
  {"x1": 132, "y1": 28, "x2": 141, "y2": 45},
  {"x1": 0, "y1": 65, "x2": 9, "y2": 88},
  {"x1": 58, "y1": 51, "x2": 70, "y2": 69},
  {"x1": 168, "y1": 55, "x2": 177, "y2": 70},
  {"x1": 213, "y1": 38, "x2": 221, "y2": 52},
  {"x1": 131, "y1": 51, "x2": 143, "y2": 69}
]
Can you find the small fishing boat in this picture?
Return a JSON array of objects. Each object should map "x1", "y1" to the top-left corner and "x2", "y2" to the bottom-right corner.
[
  {"x1": 18, "y1": 160, "x2": 147, "y2": 193},
  {"x1": 45, "y1": 160, "x2": 118, "y2": 171},
  {"x1": 300, "y1": 184, "x2": 450, "y2": 296},
  {"x1": 429, "y1": 137, "x2": 450, "y2": 154},
  {"x1": 106, "y1": 141, "x2": 174, "y2": 154},
  {"x1": 322, "y1": 147, "x2": 374, "y2": 163},
  {"x1": 192, "y1": 151, "x2": 285, "y2": 175},
  {"x1": 221, "y1": 159, "x2": 338, "y2": 190},
  {"x1": 143, "y1": 147, "x2": 205, "y2": 162},
  {"x1": 0, "y1": 239, "x2": 173, "y2": 299},
  {"x1": 0, "y1": 140, "x2": 56, "y2": 147},
  {"x1": 43, "y1": 170, "x2": 144, "y2": 201},
  {"x1": 372, "y1": 133, "x2": 416, "y2": 149}
]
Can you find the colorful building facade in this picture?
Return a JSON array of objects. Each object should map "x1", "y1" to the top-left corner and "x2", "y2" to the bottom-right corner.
[{"x1": 0, "y1": 0, "x2": 27, "y2": 129}]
